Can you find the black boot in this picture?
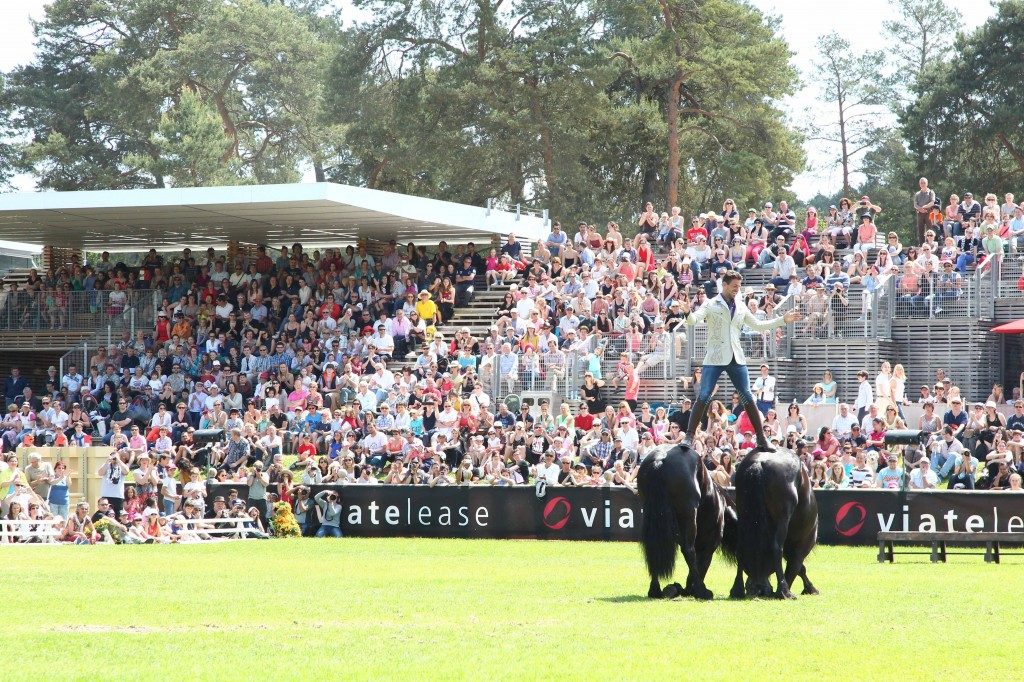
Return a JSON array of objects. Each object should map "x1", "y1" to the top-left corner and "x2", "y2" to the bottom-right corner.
[
  {"x1": 685, "y1": 399, "x2": 710, "y2": 445},
  {"x1": 743, "y1": 401, "x2": 773, "y2": 451}
]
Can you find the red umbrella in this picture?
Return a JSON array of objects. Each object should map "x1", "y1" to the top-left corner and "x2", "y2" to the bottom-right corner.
[{"x1": 990, "y1": 319, "x2": 1024, "y2": 334}]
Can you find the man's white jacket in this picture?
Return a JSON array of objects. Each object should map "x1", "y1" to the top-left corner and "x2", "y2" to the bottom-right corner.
[{"x1": 685, "y1": 295, "x2": 788, "y2": 366}]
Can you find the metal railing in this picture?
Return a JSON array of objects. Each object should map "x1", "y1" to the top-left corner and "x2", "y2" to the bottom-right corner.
[
  {"x1": 996, "y1": 252, "x2": 1023, "y2": 299},
  {"x1": 891, "y1": 268, "x2": 979, "y2": 320},
  {"x1": 787, "y1": 275, "x2": 894, "y2": 340},
  {"x1": 56, "y1": 290, "x2": 162, "y2": 383},
  {"x1": 0, "y1": 289, "x2": 152, "y2": 332}
]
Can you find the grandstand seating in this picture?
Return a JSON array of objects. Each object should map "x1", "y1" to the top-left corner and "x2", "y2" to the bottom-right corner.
[{"x1": 3, "y1": 191, "x2": 1024, "y2": 546}]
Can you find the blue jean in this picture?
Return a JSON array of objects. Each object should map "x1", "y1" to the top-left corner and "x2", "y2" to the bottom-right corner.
[
  {"x1": 955, "y1": 253, "x2": 974, "y2": 274},
  {"x1": 932, "y1": 452, "x2": 957, "y2": 479},
  {"x1": 316, "y1": 525, "x2": 342, "y2": 538},
  {"x1": 163, "y1": 498, "x2": 176, "y2": 516},
  {"x1": 698, "y1": 361, "x2": 755, "y2": 406}
]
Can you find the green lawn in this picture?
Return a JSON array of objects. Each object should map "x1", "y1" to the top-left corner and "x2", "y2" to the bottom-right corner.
[{"x1": 4, "y1": 539, "x2": 1018, "y2": 680}]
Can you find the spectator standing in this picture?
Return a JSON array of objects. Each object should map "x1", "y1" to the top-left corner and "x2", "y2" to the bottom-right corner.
[
  {"x1": 913, "y1": 177, "x2": 937, "y2": 244},
  {"x1": 98, "y1": 453, "x2": 129, "y2": 517},
  {"x1": 752, "y1": 364, "x2": 776, "y2": 416},
  {"x1": 854, "y1": 370, "x2": 873, "y2": 424}
]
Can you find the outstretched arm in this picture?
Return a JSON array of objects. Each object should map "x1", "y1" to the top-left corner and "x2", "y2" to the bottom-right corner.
[{"x1": 740, "y1": 306, "x2": 801, "y2": 332}]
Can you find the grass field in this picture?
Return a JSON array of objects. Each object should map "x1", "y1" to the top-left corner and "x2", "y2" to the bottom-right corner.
[{"x1": 5, "y1": 538, "x2": 1018, "y2": 680}]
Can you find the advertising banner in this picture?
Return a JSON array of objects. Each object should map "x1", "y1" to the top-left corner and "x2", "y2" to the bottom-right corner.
[{"x1": 208, "y1": 484, "x2": 1024, "y2": 546}]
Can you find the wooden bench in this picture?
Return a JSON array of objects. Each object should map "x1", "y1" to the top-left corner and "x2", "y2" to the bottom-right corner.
[{"x1": 877, "y1": 531, "x2": 1024, "y2": 564}]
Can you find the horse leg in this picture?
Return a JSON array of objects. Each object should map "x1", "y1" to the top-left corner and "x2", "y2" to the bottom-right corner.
[
  {"x1": 729, "y1": 564, "x2": 746, "y2": 599},
  {"x1": 680, "y1": 509, "x2": 712, "y2": 600},
  {"x1": 797, "y1": 566, "x2": 819, "y2": 596},
  {"x1": 772, "y1": 512, "x2": 796, "y2": 600},
  {"x1": 648, "y1": 577, "x2": 662, "y2": 599},
  {"x1": 784, "y1": 552, "x2": 819, "y2": 596}
]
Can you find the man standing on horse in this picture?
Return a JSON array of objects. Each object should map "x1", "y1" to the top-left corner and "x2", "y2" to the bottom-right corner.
[{"x1": 680, "y1": 270, "x2": 801, "y2": 451}]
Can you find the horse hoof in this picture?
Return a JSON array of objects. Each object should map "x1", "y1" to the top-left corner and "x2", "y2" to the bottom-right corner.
[
  {"x1": 692, "y1": 587, "x2": 714, "y2": 601},
  {"x1": 648, "y1": 586, "x2": 663, "y2": 599},
  {"x1": 802, "y1": 587, "x2": 820, "y2": 596},
  {"x1": 729, "y1": 587, "x2": 745, "y2": 600},
  {"x1": 775, "y1": 589, "x2": 797, "y2": 600}
]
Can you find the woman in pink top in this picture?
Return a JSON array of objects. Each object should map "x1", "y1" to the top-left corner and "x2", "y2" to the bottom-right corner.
[
  {"x1": 616, "y1": 257, "x2": 637, "y2": 283},
  {"x1": 801, "y1": 207, "x2": 819, "y2": 246},
  {"x1": 484, "y1": 248, "x2": 500, "y2": 287},
  {"x1": 853, "y1": 214, "x2": 877, "y2": 255}
]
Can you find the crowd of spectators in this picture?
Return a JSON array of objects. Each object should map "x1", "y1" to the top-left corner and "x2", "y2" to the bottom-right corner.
[{"x1": 1, "y1": 180, "x2": 1023, "y2": 542}]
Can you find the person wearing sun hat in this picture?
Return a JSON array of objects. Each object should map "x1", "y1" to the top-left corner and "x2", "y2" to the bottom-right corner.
[{"x1": 415, "y1": 289, "x2": 439, "y2": 325}]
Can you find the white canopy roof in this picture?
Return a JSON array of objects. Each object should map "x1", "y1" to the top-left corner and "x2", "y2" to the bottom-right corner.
[{"x1": 0, "y1": 182, "x2": 548, "y2": 251}]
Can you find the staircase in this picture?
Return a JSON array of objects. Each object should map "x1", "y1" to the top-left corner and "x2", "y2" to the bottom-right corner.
[{"x1": 0, "y1": 267, "x2": 36, "y2": 288}]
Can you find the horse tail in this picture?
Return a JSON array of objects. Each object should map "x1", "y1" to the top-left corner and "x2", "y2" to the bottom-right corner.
[
  {"x1": 737, "y1": 459, "x2": 774, "y2": 577},
  {"x1": 720, "y1": 497, "x2": 738, "y2": 565},
  {"x1": 639, "y1": 461, "x2": 679, "y2": 581}
]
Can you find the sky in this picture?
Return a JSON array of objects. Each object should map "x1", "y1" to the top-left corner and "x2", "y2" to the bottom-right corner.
[{"x1": 0, "y1": 0, "x2": 995, "y2": 204}]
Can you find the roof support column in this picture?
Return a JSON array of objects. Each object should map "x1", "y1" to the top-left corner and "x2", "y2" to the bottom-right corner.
[
  {"x1": 41, "y1": 245, "x2": 84, "y2": 274},
  {"x1": 225, "y1": 240, "x2": 240, "y2": 270}
]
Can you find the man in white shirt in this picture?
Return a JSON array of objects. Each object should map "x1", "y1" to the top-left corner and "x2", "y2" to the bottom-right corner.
[
  {"x1": 770, "y1": 247, "x2": 797, "y2": 291},
  {"x1": 860, "y1": 404, "x2": 881, "y2": 434},
  {"x1": 752, "y1": 364, "x2": 776, "y2": 415},
  {"x1": 831, "y1": 403, "x2": 859, "y2": 440},
  {"x1": 355, "y1": 383, "x2": 378, "y2": 412},
  {"x1": 580, "y1": 271, "x2": 600, "y2": 299},
  {"x1": 682, "y1": 270, "x2": 800, "y2": 450},
  {"x1": 208, "y1": 260, "x2": 229, "y2": 283},
  {"x1": 514, "y1": 288, "x2": 535, "y2": 319},
  {"x1": 1008, "y1": 206, "x2": 1024, "y2": 253},
  {"x1": 535, "y1": 452, "x2": 561, "y2": 486},
  {"x1": 360, "y1": 423, "x2": 388, "y2": 462},
  {"x1": 929, "y1": 427, "x2": 966, "y2": 481},
  {"x1": 854, "y1": 370, "x2": 873, "y2": 423},
  {"x1": 368, "y1": 325, "x2": 395, "y2": 360},
  {"x1": 909, "y1": 458, "x2": 938, "y2": 489},
  {"x1": 61, "y1": 365, "x2": 84, "y2": 395}
]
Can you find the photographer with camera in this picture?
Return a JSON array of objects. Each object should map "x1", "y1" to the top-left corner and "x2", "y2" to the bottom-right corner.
[
  {"x1": 292, "y1": 486, "x2": 315, "y2": 536},
  {"x1": 246, "y1": 461, "x2": 270, "y2": 527},
  {"x1": 313, "y1": 489, "x2": 343, "y2": 537}
]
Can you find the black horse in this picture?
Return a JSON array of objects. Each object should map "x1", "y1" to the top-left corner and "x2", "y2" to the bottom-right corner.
[
  {"x1": 637, "y1": 444, "x2": 736, "y2": 600},
  {"x1": 720, "y1": 448, "x2": 819, "y2": 600}
]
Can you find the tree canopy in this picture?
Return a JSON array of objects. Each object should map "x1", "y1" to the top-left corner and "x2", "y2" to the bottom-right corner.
[
  {"x1": 1, "y1": 0, "x2": 803, "y2": 228},
  {"x1": 2, "y1": 0, "x2": 337, "y2": 190}
]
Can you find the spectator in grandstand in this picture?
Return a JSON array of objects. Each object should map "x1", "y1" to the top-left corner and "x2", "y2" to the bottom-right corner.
[
  {"x1": 1008, "y1": 206, "x2": 1024, "y2": 252},
  {"x1": 851, "y1": 214, "x2": 877, "y2": 259},
  {"x1": 831, "y1": 403, "x2": 858, "y2": 440},
  {"x1": 948, "y1": 449, "x2": 979, "y2": 490},
  {"x1": 875, "y1": 453, "x2": 904, "y2": 489},
  {"x1": 913, "y1": 177, "x2": 938, "y2": 244},
  {"x1": 849, "y1": 451, "x2": 874, "y2": 488}
]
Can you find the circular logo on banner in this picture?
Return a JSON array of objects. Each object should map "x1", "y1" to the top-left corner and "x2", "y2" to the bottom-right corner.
[
  {"x1": 834, "y1": 501, "x2": 868, "y2": 537},
  {"x1": 542, "y1": 496, "x2": 572, "y2": 530}
]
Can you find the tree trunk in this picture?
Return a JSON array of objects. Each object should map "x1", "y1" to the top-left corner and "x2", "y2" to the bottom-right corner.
[
  {"x1": 666, "y1": 72, "x2": 683, "y2": 208},
  {"x1": 642, "y1": 164, "x2": 660, "y2": 208},
  {"x1": 314, "y1": 161, "x2": 326, "y2": 183},
  {"x1": 528, "y1": 78, "x2": 557, "y2": 204},
  {"x1": 837, "y1": 94, "x2": 850, "y2": 198},
  {"x1": 996, "y1": 132, "x2": 1024, "y2": 177}
]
